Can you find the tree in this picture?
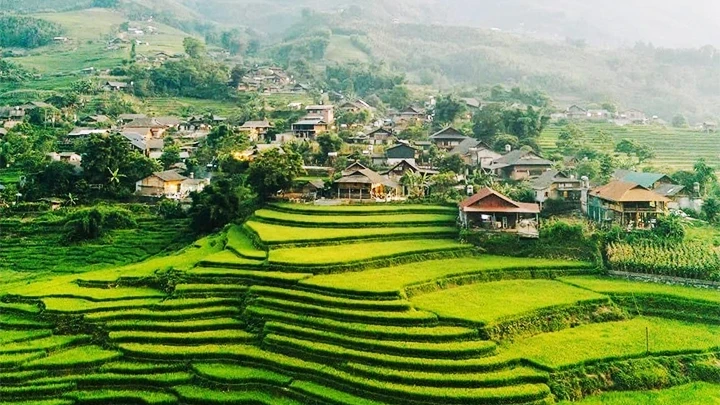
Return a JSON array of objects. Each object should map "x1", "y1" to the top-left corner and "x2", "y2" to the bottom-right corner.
[
  {"x1": 614, "y1": 139, "x2": 655, "y2": 163},
  {"x1": 693, "y1": 159, "x2": 717, "y2": 196},
  {"x1": 556, "y1": 123, "x2": 586, "y2": 155},
  {"x1": 229, "y1": 65, "x2": 247, "y2": 88},
  {"x1": 401, "y1": 171, "x2": 429, "y2": 199},
  {"x1": 433, "y1": 95, "x2": 465, "y2": 126},
  {"x1": 703, "y1": 196, "x2": 720, "y2": 223},
  {"x1": 672, "y1": 114, "x2": 688, "y2": 128},
  {"x1": 160, "y1": 144, "x2": 181, "y2": 169},
  {"x1": 247, "y1": 148, "x2": 304, "y2": 198},
  {"x1": 316, "y1": 133, "x2": 343, "y2": 163},
  {"x1": 437, "y1": 154, "x2": 465, "y2": 174},
  {"x1": 183, "y1": 37, "x2": 206, "y2": 59},
  {"x1": 129, "y1": 41, "x2": 137, "y2": 62},
  {"x1": 472, "y1": 104, "x2": 505, "y2": 143},
  {"x1": 188, "y1": 178, "x2": 257, "y2": 233}
]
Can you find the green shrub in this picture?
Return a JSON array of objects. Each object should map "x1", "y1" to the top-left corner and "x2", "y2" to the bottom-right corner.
[{"x1": 63, "y1": 205, "x2": 136, "y2": 242}]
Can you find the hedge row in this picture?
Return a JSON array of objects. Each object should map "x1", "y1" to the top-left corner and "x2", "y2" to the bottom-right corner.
[
  {"x1": 483, "y1": 302, "x2": 626, "y2": 342},
  {"x1": 405, "y1": 266, "x2": 598, "y2": 298},
  {"x1": 104, "y1": 318, "x2": 243, "y2": 333},
  {"x1": 264, "y1": 322, "x2": 496, "y2": 360},
  {"x1": 109, "y1": 330, "x2": 256, "y2": 345},
  {"x1": 344, "y1": 362, "x2": 548, "y2": 389},
  {"x1": 250, "y1": 298, "x2": 438, "y2": 326},
  {"x1": 610, "y1": 293, "x2": 720, "y2": 324},
  {"x1": 0, "y1": 314, "x2": 51, "y2": 329},
  {"x1": 549, "y1": 353, "x2": 720, "y2": 401},
  {"x1": 243, "y1": 306, "x2": 477, "y2": 343},
  {"x1": 249, "y1": 286, "x2": 411, "y2": 312},
  {"x1": 263, "y1": 334, "x2": 513, "y2": 373}
]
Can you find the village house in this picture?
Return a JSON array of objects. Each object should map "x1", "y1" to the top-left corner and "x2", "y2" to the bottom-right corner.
[
  {"x1": 613, "y1": 170, "x2": 688, "y2": 209},
  {"x1": 619, "y1": 109, "x2": 647, "y2": 124},
  {"x1": 334, "y1": 165, "x2": 400, "y2": 200},
  {"x1": 291, "y1": 117, "x2": 329, "y2": 140},
  {"x1": 460, "y1": 98, "x2": 482, "y2": 110},
  {"x1": 118, "y1": 114, "x2": 147, "y2": 124},
  {"x1": 349, "y1": 127, "x2": 394, "y2": 146},
  {"x1": 702, "y1": 122, "x2": 718, "y2": 133},
  {"x1": 47, "y1": 152, "x2": 82, "y2": 167},
  {"x1": 459, "y1": 187, "x2": 541, "y2": 238},
  {"x1": 587, "y1": 181, "x2": 669, "y2": 229},
  {"x1": 385, "y1": 143, "x2": 418, "y2": 166},
  {"x1": 383, "y1": 160, "x2": 438, "y2": 183},
  {"x1": 565, "y1": 105, "x2": 588, "y2": 120},
  {"x1": 305, "y1": 105, "x2": 335, "y2": 124},
  {"x1": 531, "y1": 170, "x2": 586, "y2": 207},
  {"x1": 123, "y1": 117, "x2": 171, "y2": 138},
  {"x1": 0, "y1": 106, "x2": 26, "y2": 123},
  {"x1": 235, "y1": 144, "x2": 284, "y2": 162},
  {"x1": 290, "y1": 83, "x2": 310, "y2": 93},
  {"x1": 104, "y1": 81, "x2": 130, "y2": 92},
  {"x1": 429, "y1": 127, "x2": 468, "y2": 151},
  {"x1": 239, "y1": 120, "x2": 273, "y2": 142},
  {"x1": 135, "y1": 170, "x2": 208, "y2": 199},
  {"x1": 449, "y1": 138, "x2": 501, "y2": 168},
  {"x1": 488, "y1": 149, "x2": 554, "y2": 180},
  {"x1": 338, "y1": 100, "x2": 374, "y2": 115},
  {"x1": 391, "y1": 106, "x2": 426, "y2": 126},
  {"x1": 82, "y1": 115, "x2": 112, "y2": 125}
]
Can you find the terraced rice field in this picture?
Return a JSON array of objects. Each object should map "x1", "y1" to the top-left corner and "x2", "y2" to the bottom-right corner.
[
  {"x1": 539, "y1": 123, "x2": 720, "y2": 172},
  {"x1": 0, "y1": 203, "x2": 717, "y2": 404}
]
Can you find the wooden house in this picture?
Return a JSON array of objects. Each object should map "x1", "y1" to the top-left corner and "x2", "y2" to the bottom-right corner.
[
  {"x1": 459, "y1": 187, "x2": 540, "y2": 238},
  {"x1": 587, "y1": 181, "x2": 669, "y2": 229},
  {"x1": 334, "y1": 166, "x2": 399, "y2": 200},
  {"x1": 489, "y1": 150, "x2": 553, "y2": 180},
  {"x1": 429, "y1": 127, "x2": 468, "y2": 151}
]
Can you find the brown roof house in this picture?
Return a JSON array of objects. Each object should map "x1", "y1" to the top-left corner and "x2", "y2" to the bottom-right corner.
[
  {"x1": 334, "y1": 165, "x2": 400, "y2": 200},
  {"x1": 449, "y1": 138, "x2": 501, "y2": 168},
  {"x1": 240, "y1": 120, "x2": 273, "y2": 142},
  {"x1": 587, "y1": 181, "x2": 669, "y2": 229},
  {"x1": 459, "y1": 187, "x2": 540, "y2": 238},
  {"x1": 489, "y1": 149, "x2": 553, "y2": 180},
  {"x1": 135, "y1": 170, "x2": 208, "y2": 199},
  {"x1": 531, "y1": 170, "x2": 586, "y2": 208},
  {"x1": 429, "y1": 127, "x2": 468, "y2": 151}
]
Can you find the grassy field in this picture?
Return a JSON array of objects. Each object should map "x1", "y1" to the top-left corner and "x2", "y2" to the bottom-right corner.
[
  {"x1": 411, "y1": 280, "x2": 607, "y2": 325},
  {"x1": 325, "y1": 35, "x2": 371, "y2": 63},
  {"x1": 558, "y1": 382, "x2": 720, "y2": 404},
  {"x1": 559, "y1": 276, "x2": 720, "y2": 304},
  {"x1": 0, "y1": 203, "x2": 718, "y2": 404},
  {"x1": 269, "y1": 239, "x2": 469, "y2": 265},
  {"x1": 500, "y1": 317, "x2": 720, "y2": 370},
  {"x1": 539, "y1": 122, "x2": 720, "y2": 172},
  {"x1": 303, "y1": 256, "x2": 592, "y2": 294},
  {"x1": 254, "y1": 209, "x2": 456, "y2": 226}
]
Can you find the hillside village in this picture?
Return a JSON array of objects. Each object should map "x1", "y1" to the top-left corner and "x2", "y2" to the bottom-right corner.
[{"x1": 1, "y1": 4, "x2": 720, "y2": 405}]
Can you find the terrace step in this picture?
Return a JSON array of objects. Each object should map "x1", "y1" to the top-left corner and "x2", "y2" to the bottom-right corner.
[
  {"x1": 265, "y1": 322, "x2": 496, "y2": 359},
  {"x1": 290, "y1": 380, "x2": 388, "y2": 405},
  {"x1": 84, "y1": 306, "x2": 241, "y2": 322},
  {"x1": 64, "y1": 389, "x2": 178, "y2": 405},
  {"x1": 249, "y1": 298, "x2": 438, "y2": 326},
  {"x1": 109, "y1": 330, "x2": 256, "y2": 345},
  {"x1": 0, "y1": 335, "x2": 89, "y2": 356},
  {"x1": 24, "y1": 372, "x2": 193, "y2": 389},
  {"x1": 249, "y1": 286, "x2": 412, "y2": 312},
  {"x1": 174, "y1": 385, "x2": 301, "y2": 405},
  {"x1": 0, "y1": 382, "x2": 75, "y2": 400},
  {"x1": 0, "y1": 314, "x2": 52, "y2": 330},
  {"x1": 172, "y1": 284, "x2": 249, "y2": 298},
  {"x1": 344, "y1": 362, "x2": 549, "y2": 388},
  {"x1": 245, "y1": 306, "x2": 478, "y2": 342},
  {"x1": 104, "y1": 317, "x2": 244, "y2": 333},
  {"x1": 185, "y1": 268, "x2": 312, "y2": 286},
  {"x1": 263, "y1": 334, "x2": 512, "y2": 372}
]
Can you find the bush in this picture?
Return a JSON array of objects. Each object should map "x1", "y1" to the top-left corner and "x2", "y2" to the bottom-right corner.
[
  {"x1": 156, "y1": 199, "x2": 185, "y2": 219},
  {"x1": 63, "y1": 205, "x2": 136, "y2": 242}
]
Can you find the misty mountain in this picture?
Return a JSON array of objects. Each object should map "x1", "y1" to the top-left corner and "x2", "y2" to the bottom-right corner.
[{"x1": 175, "y1": 0, "x2": 720, "y2": 48}]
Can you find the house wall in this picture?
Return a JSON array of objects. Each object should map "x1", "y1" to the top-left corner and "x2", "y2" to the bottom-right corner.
[{"x1": 505, "y1": 165, "x2": 552, "y2": 180}]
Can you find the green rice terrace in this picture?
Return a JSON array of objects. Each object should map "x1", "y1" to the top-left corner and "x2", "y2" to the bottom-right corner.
[{"x1": 0, "y1": 203, "x2": 718, "y2": 404}]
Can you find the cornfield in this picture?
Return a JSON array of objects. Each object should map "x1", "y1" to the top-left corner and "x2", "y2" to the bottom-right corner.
[{"x1": 606, "y1": 241, "x2": 720, "y2": 281}]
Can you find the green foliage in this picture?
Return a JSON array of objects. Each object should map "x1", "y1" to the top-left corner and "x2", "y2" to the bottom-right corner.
[
  {"x1": 129, "y1": 58, "x2": 230, "y2": 99},
  {"x1": 247, "y1": 148, "x2": 304, "y2": 198},
  {"x1": 182, "y1": 37, "x2": 206, "y2": 58},
  {"x1": 325, "y1": 62, "x2": 405, "y2": 98},
  {"x1": 188, "y1": 178, "x2": 258, "y2": 233},
  {"x1": 672, "y1": 114, "x2": 688, "y2": 128},
  {"x1": 0, "y1": 59, "x2": 35, "y2": 82},
  {"x1": 433, "y1": 95, "x2": 466, "y2": 126},
  {"x1": 615, "y1": 138, "x2": 656, "y2": 163},
  {"x1": 489, "y1": 85, "x2": 551, "y2": 108},
  {"x1": 0, "y1": 16, "x2": 64, "y2": 49},
  {"x1": 63, "y1": 205, "x2": 137, "y2": 242}
]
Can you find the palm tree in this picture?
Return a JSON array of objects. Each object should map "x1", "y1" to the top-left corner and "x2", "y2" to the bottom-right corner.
[
  {"x1": 66, "y1": 193, "x2": 77, "y2": 206},
  {"x1": 107, "y1": 168, "x2": 126, "y2": 185}
]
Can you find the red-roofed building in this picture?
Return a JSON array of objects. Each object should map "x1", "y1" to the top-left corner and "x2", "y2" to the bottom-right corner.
[{"x1": 459, "y1": 187, "x2": 540, "y2": 238}]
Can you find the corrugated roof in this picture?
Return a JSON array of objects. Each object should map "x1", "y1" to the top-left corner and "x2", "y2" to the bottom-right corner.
[
  {"x1": 614, "y1": 170, "x2": 671, "y2": 189},
  {"x1": 460, "y1": 187, "x2": 540, "y2": 214},
  {"x1": 590, "y1": 181, "x2": 670, "y2": 203},
  {"x1": 654, "y1": 183, "x2": 686, "y2": 197}
]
